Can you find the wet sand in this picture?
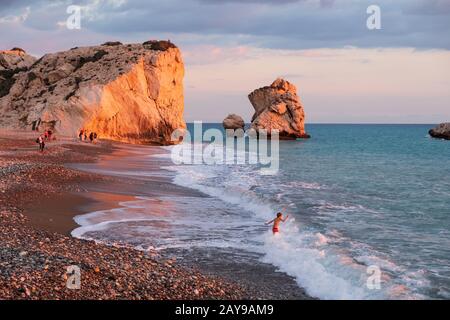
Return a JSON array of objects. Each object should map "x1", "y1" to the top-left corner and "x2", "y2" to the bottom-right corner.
[{"x1": 23, "y1": 191, "x2": 136, "y2": 235}]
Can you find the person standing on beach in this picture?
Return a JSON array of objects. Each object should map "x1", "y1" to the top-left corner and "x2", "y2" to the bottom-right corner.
[
  {"x1": 37, "y1": 135, "x2": 45, "y2": 152},
  {"x1": 89, "y1": 132, "x2": 94, "y2": 143},
  {"x1": 266, "y1": 212, "x2": 289, "y2": 234},
  {"x1": 79, "y1": 129, "x2": 84, "y2": 141}
]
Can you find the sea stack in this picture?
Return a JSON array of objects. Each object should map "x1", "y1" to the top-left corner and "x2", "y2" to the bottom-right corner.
[
  {"x1": 248, "y1": 78, "x2": 310, "y2": 139},
  {"x1": 429, "y1": 123, "x2": 450, "y2": 140},
  {"x1": 0, "y1": 40, "x2": 185, "y2": 145}
]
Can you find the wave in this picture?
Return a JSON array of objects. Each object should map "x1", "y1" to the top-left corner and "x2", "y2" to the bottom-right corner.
[
  {"x1": 162, "y1": 161, "x2": 423, "y2": 299},
  {"x1": 71, "y1": 142, "x2": 433, "y2": 300},
  {"x1": 71, "y1": 197, "x2": 165, "y2": 240}
]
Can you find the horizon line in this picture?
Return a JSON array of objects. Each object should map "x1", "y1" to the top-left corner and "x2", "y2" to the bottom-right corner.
[{"x1": 185, "y1": 122, "x2": 443, "y2": 125}]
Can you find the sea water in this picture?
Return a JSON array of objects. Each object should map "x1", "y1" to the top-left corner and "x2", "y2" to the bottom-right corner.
[{"x1": 72, "y1": 124, "x2": 450, "y2": 300}]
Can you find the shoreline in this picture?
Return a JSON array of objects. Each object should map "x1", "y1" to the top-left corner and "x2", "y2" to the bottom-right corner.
[
  {"x1": 0, "y1": 131, "x2": 311, "y2": 299},
  {"x1": 0, "y1": 131, "x2": 250, "y2": 299},
  {"x1": 68, "y1": 141, "x2": 313, "y2": 300}
]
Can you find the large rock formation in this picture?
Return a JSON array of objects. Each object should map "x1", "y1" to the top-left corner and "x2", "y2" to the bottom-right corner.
[
  {"x1": 0, "y1": 48, "x2": 37, "y2": 97},
  {"x1": 429, "y1": 123, "x2": 450, "y2": 140},
  {"x1": 0, "y1": 40, "x2": 185, "y2": 145},
  {"x1": 223, "y1": 114, "x2": 245, "y2": 130},
  {"x1": 248, "y1": 78, "x2": 310, "y2": 139}
]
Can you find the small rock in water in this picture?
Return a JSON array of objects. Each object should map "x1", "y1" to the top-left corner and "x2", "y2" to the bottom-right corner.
[
  {"x1": 429, "y1": 123, "x2": 450, "y2": 140},
  {"x1": 223, "y1": 114, "x2": 245, "y2": 130}
]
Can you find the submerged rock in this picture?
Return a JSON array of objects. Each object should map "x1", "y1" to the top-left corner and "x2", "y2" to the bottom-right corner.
[
  {"x1": 429, "y1": 123, "x2": 450, "y2": 140},
  {"x1": 223, "y1": 114, "x2": 245, "y2": 130},
  {"x1": 0, "y1": 41, "x2": 185, "y2": 145},
  {"x1": 248, "y1": 78, "x2": 310, "y2": 139}
]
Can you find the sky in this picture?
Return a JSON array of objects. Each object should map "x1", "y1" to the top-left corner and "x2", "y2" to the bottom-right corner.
[{"x1": 1, "y1": 0, "x2": 449, "y2": 123}]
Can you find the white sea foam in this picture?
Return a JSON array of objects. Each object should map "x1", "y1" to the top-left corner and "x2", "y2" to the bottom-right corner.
[
  {"x1": 72, "y1": 143, "x2": 433, "y2": 300},
  {"x1": 163, "y1": 162, "x2": 420, "y2": 300},
  {"x1": 260, "y1": 229, "x2": 383, "y2": 299},
  {"x1": 282, "y1": 180, "x2": 327, "y2": 190},
  {"x1": 164, "y1": 164, "x2": 275, "y2": 219}
]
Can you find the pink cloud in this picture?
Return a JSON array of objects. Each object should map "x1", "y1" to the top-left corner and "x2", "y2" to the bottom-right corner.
[{"x1": 183, "y1": 45, "x2": 253, "y2": 65}]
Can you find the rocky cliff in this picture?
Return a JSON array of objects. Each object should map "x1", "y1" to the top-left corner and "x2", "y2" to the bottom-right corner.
[
  {"x1": 0, "y1": 41, "x2": 185, "y2": 145},
  {"x1": 248, "y1": 78, "x2": 310, "y2": 139}
]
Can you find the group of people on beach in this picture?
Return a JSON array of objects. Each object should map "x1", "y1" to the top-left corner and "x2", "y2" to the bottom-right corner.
[
  {"x1": 34, "y1": 128, "x2": 100, "y2": 152},
  {"x1": 79, "y1": 129, "x2": 98, "y2": 144},
  {"x1": 35, "y1": 129, "x2": 54, "y2": 152}
]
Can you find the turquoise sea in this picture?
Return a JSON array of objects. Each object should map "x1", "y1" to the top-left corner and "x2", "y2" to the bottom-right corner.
[{"x1": 73, "y1": 124, "x2": 450, "y2": 299}]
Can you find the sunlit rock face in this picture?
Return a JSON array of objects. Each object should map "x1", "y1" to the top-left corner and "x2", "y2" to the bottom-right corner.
[
  {"x1": 248, "y1": 78, "x2": 310, "y2": 139},
  {"x1": 0, "y1": 41, "x2": 185, "y2": 145}
]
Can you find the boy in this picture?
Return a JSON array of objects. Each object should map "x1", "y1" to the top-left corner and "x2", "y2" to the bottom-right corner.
[{"x1": 266, "y1": 212, "x2": 289, "y2": 234}]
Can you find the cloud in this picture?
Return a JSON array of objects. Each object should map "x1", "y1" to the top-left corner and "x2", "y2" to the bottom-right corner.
[
  {"x1": 198, "y1": 0, "x2": 303, "y2": 4},
  {"x1": 1, "y1": 1, "x2": 449, "y2": 123},
  {"x1": 77, "y1": 0, "x2": 450, "y2": 49},
  {"x1": 403, "y1": 0, "x2": 450, "y2": 15},
  {"x1": 0, "y1": 6, "x2": 30, "y2": 23},
  {"x1": 183, "y1": 44, "x2": 253, "y2": 65},
  {"x1": 199, "y1": 0, "x2": 335, "y2": 7},
  {"x1": 1, "y1": 0, "x2": 450, "y2": 51},
  {"x1": 319, "y1": 0, "x2": 335, "y2": 8},
  {"x1": 184, "y1": 47, "x2": 450, "y2": 123}
]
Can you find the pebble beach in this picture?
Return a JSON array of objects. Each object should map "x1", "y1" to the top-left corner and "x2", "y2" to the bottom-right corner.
[{"x1": 0, "y1": 131, "x2": 251, "y2": 300}]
